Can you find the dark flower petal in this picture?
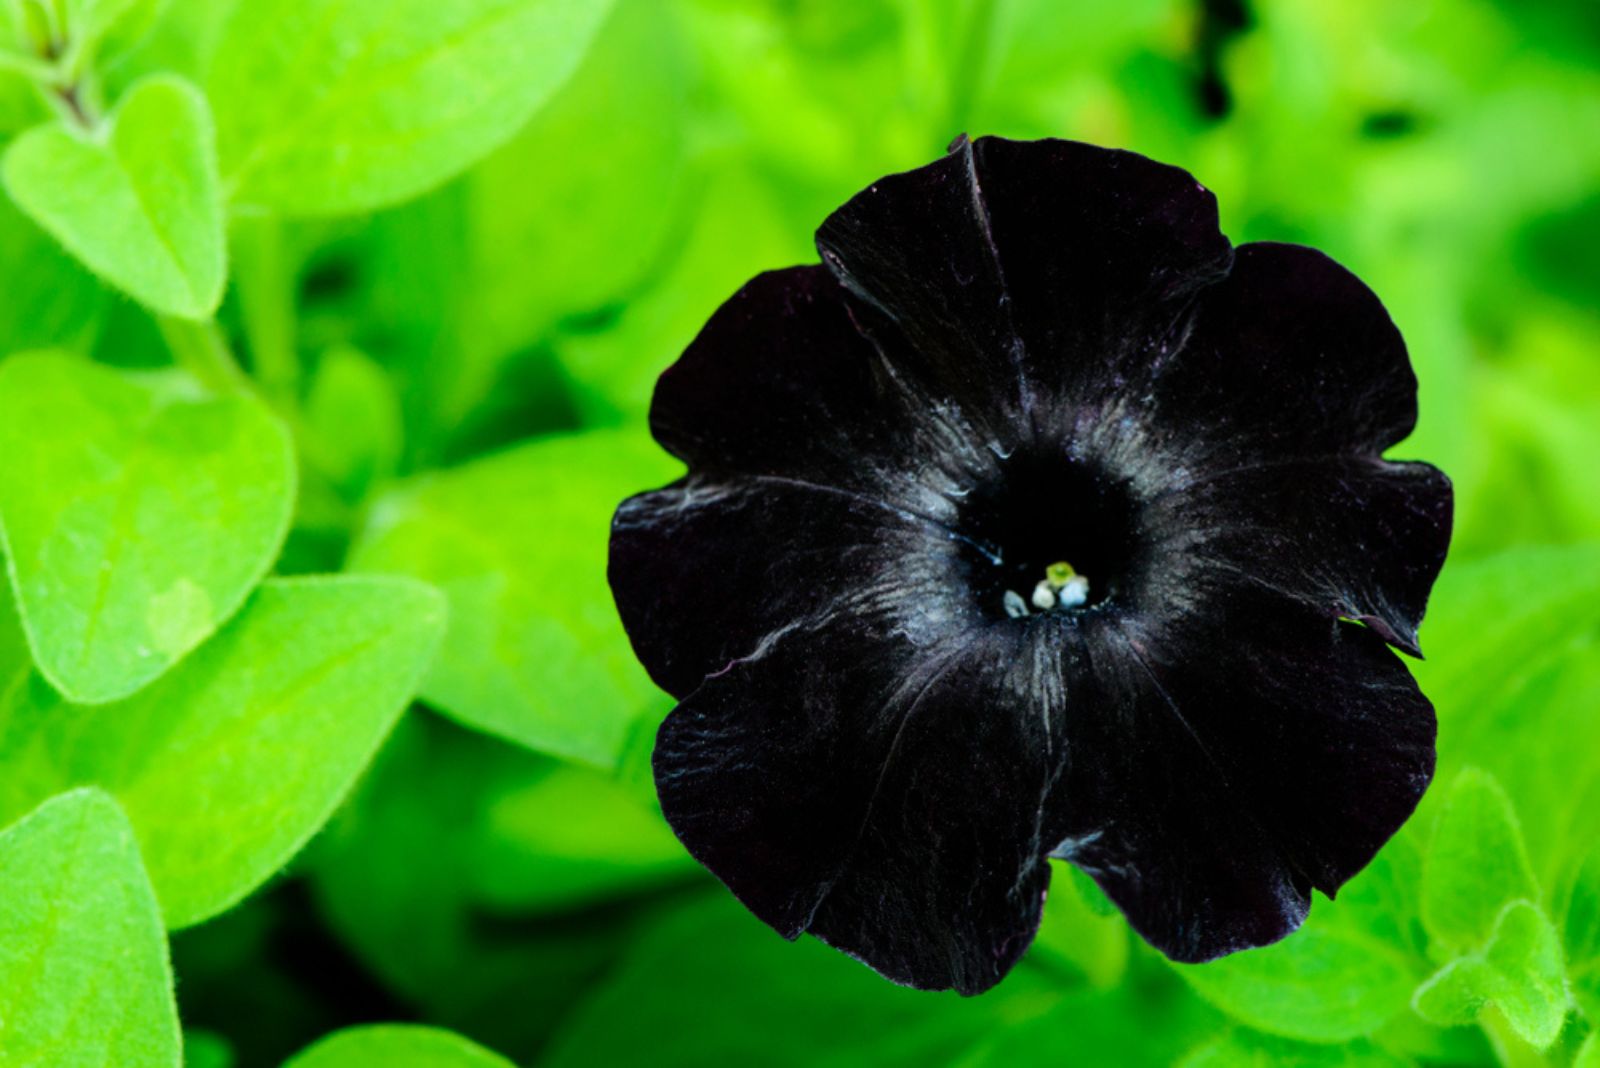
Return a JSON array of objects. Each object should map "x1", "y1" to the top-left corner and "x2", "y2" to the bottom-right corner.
[
  {"x1": 1056, "y1": 601, "x2": 1435, "y2": 960},
  {"x1": 814, "y1": 137, "x2": 1027, "y2": 437},
  {"x1": 654, "y1": 621, "x2": 1062, "y2": 995},
  {"x1": 966, "y1": 136, "x2": 1235, "y2": 408},
  {"x1": 1145, "y1": 241, "x2": 1421, "y2": 462},
  {"x1": 1150, "y1": 457, "x2": 1453, "y2": 655},
  {"x1": 609, "y1": 475, "x2": 988, "y2": 698},
  {"x1": 815, "y1": 137, "x2": 1235, "y2": 433},
  {"x1": 1048, "y1": 621, "x2": 1311, "y2": 960},
  {"x1": 649, "y1": 266, "x2": 896, "y2": 491}
]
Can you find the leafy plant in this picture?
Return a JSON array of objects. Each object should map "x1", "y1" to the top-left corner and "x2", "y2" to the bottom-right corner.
[{"x1": 0, "y1": 0, "x2": 1598, "y2": 1065}]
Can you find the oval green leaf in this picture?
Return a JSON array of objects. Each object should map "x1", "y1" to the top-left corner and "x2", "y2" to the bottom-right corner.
[
  {"x1": 208, "y1": 0, "x2": 614, "y2": 216},
  {"x1": 1176, "y1": 923, "x2": 1416, "y2": 1043},
  {"x1": 1, "y1": 74, "x2": 225, "y2": 319},
  {"x1": 1419, "y1": 767, "x2": 1539, "y2": 953},
  {"x1": 283, "y1": 1024, "x2": 514, "y2": 1068},
  {"x1": 0, "y1": 575, "x2": 446, "y2": 927},
  {"x1": 0, "y1": 351, "x2": 295, "y2": 703},
  {"x1": 350, "y1": 428, "x2": 679, "y2": 768},
  {"x1": 0, "y1": 788, "x2": 180, "y2": 1067}
]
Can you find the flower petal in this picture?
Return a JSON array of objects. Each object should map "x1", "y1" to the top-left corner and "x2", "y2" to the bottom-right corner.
[
  {"x1": 1150, "y1": 457, "x2": 1453, "y2": 655},
  {"x1": 967, "y1": 136, "x2": 1234, "y2": 408},
  {"x1": 610, "y1": 475, "x2": 987, "y2": 698},
  {"x1": 1145, "y1": 241, "x2": 1421, "y2": 462},
  {"x1": 1056, "y1": 601, "x2": 1435, "y2": 960},
  {"x1": 654, "y1": 621, "x2": 1063, "y2": 994},
  {"x1": 648, "y1": 263, "x2": 1000, "y2": 516},
  {"x1": 814, "y1": 137, "x2": 1030, "y2": 438},
  {"x1": 815, "y1": 137, "x2": 1235, "y2": 434}
]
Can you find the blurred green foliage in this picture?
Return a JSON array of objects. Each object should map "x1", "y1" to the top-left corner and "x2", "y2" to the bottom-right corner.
[{"x1": 1, "y1": 0, "x2": 1599, "y2": 1065}]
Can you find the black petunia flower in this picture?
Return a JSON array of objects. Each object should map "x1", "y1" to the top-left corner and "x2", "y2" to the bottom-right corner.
[{"x1": 608, "y1": 136, "x2": 1452, "y2": 995}]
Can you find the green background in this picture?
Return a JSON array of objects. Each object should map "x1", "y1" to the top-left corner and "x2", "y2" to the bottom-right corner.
[{"x1": 1, "y1": 0, "x2": 1599, "y2": 1065}]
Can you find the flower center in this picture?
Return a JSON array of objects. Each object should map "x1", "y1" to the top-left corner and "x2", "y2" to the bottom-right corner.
[
  {"x1": 959, "y1": 447, "x2": 1140, "y2": 623},
  {"x1": 1004, "y1": 561, "x2": 1089, "y2": 618}
]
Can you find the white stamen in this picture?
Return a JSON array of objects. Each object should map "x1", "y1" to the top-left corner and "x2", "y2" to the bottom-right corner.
[
  {"x1": 1003, "y1": 590, "x2": 1029, "y2": 618},
  {"x1": 1057, "y1": 575, "x2": 1090, "y2": 608},
  {"x1": 1031, "y1": 580, "x2": 1056, "y2": 611}
]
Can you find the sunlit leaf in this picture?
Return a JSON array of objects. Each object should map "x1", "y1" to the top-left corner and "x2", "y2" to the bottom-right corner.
[
  {"x1": 0, "y1": 351, "x2": 294, "y2": 702},
  {"x1": 1, "y1": 74, "x2": 225, "y2": 318},
  {"x1": 1412, "y1": 900, "x2": 1569, "y2": 1049},
  {"x1": 0, "y1": 575, "x2": 446, "y2": 926},
  {"x1": 0, "y1": 788, "x2": 180, "y2": 1067},
  {"x1": 1420, "y1": 768, "x2": 1539, "y2": 953},
  {"x1": 208, "y1": 0, "x2": 614, "y2": 216},
  {"x1": 1176, "y1": 923, "x2": 1416, "y2": 1043},
  {"x1": 350, "y1": 428, "x2": 678, "y2": 767},
  {"x1": 282, "y1": 1024, "x2": 514, "y2": 1068}
]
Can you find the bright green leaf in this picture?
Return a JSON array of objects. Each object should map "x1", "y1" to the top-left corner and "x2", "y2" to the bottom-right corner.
[
  {"x1": 1413, "y1": 900, "x2": 1569, "y2": 1049},
  {"x1": 1, "y1": 74, "x2": 225, "y2": 318},
  {"x1": 350, "y1": 429, "x2": 679, "y2": 768},
  {"x1": 1413, "y1": 957, "x2": 1490, "y2": 1026},
  {"x1": 0, "y1": 575, "x2": 447, "y2": 927},
  {"x1": 0, "y1": 788, "x2": 180, "y2": 1067},
  {"x1": 462, "y1": 0, "x2": 692, "y2": 354},
  {"x1": 282, "y1": 1024, "x2": 514, "y2": 1068},
  {"x1": 1027, "y1": 860, "x2": 1128, "y2": 989},
  {"x1": 1178, "y1": 1032, "x2": 1409, "y2": 1068},
  {"x1": 0, "y1": 351, "x2": 295, "y2": 703},
  {"x1": 66, "y1": 0, "x2": 168, "y2": 65},
  {"x1": 1420, "y1": 768, "x2": 1539, "y2": 953},
  {"x1": 1176, "y1": 923, "x2": 1416, "y2": 1043},
  {"x1": 207, "y1": 0, "x2": 614, "y2": 216}
]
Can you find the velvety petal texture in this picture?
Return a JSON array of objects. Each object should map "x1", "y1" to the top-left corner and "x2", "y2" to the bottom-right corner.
[{"x1": 609, "y1": 136, "x2": 1453, "y2": 995}]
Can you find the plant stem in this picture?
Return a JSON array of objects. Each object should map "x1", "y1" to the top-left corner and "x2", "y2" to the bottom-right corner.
[
  {"x1": 157, "y1": 317, "x2": 253, "y2": 396},
  {"x1": 232, "y1": 213, "x2": 300, "y2": 404}
]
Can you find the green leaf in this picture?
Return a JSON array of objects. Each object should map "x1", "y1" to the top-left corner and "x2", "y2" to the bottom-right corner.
[
  {"x1": 307, "y1": 712, "x2": 686, "y2": 1052},
  {"x1": 1178, "y1": 1032, "x2": 1409, "y2": 1068},
  {"x1": 0, "y1": 788, "x2": 180, "y2": 1067},
  {"x1": 462, "y1": 755, "x2": 694, "y2": 913},
  {"x1": 1, "y1": 74, "x2": 225, "y2": 319},
  {"x1": 1176, "y1": 922, "x2": 1416, "y2": 1043},
  {"x1": 1412, "y1": 900, "x2": 1570, "y2": 1049},
  {"x1": 303, "y1": 346, "x2": 402, "y2": 503},
  {"x1": 350, "y1": 429, "x2": 679, "y2": 768},
  {"x1": 207, "y1": 0, "x2": 614, "y2": 216},
  {"x1": 1561, "y1": 837, "x2": 1600, "y2": 1019},
  {"x1": 1027, "y1": 860, "x2": 1129, "y2": 988},
  {"x1": 1576, "y1": 1031, "x2": 1600, "y2": 1068},
  {"x1": 0, "y1": 351, "x2": 295, "y2": 703},
  {"x1": 461, "y1": 0, "x2": 692, "y2": 354},
  {"x1": 1420, "y1": 768, "x2": 1539, "y2": 953},
  {"x1": 956, "y1": 980, "x2": 1221, "y2": 1068},
  {"x1": 0, "y1": 575, "x2": 447, "y2": 927},
  {"x1": 540, "y1": 895, "x2": 1046, "y2": 1068},
  {"x1": 282, "y1": 1024, "x2": 514, "y2": 1068},
  {"x1": 1413, "y1": 545, "x2": 1600, "y2": 717},
  {"x1": 184, "y1": 1030, "x2": 235, "y2": 1068},
  {"x1": 66, "y1": 0, "x2": 168, "y2": 65},
  {"x1": 0, "y1": 193, "x2": 106, "y2": 354}
]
